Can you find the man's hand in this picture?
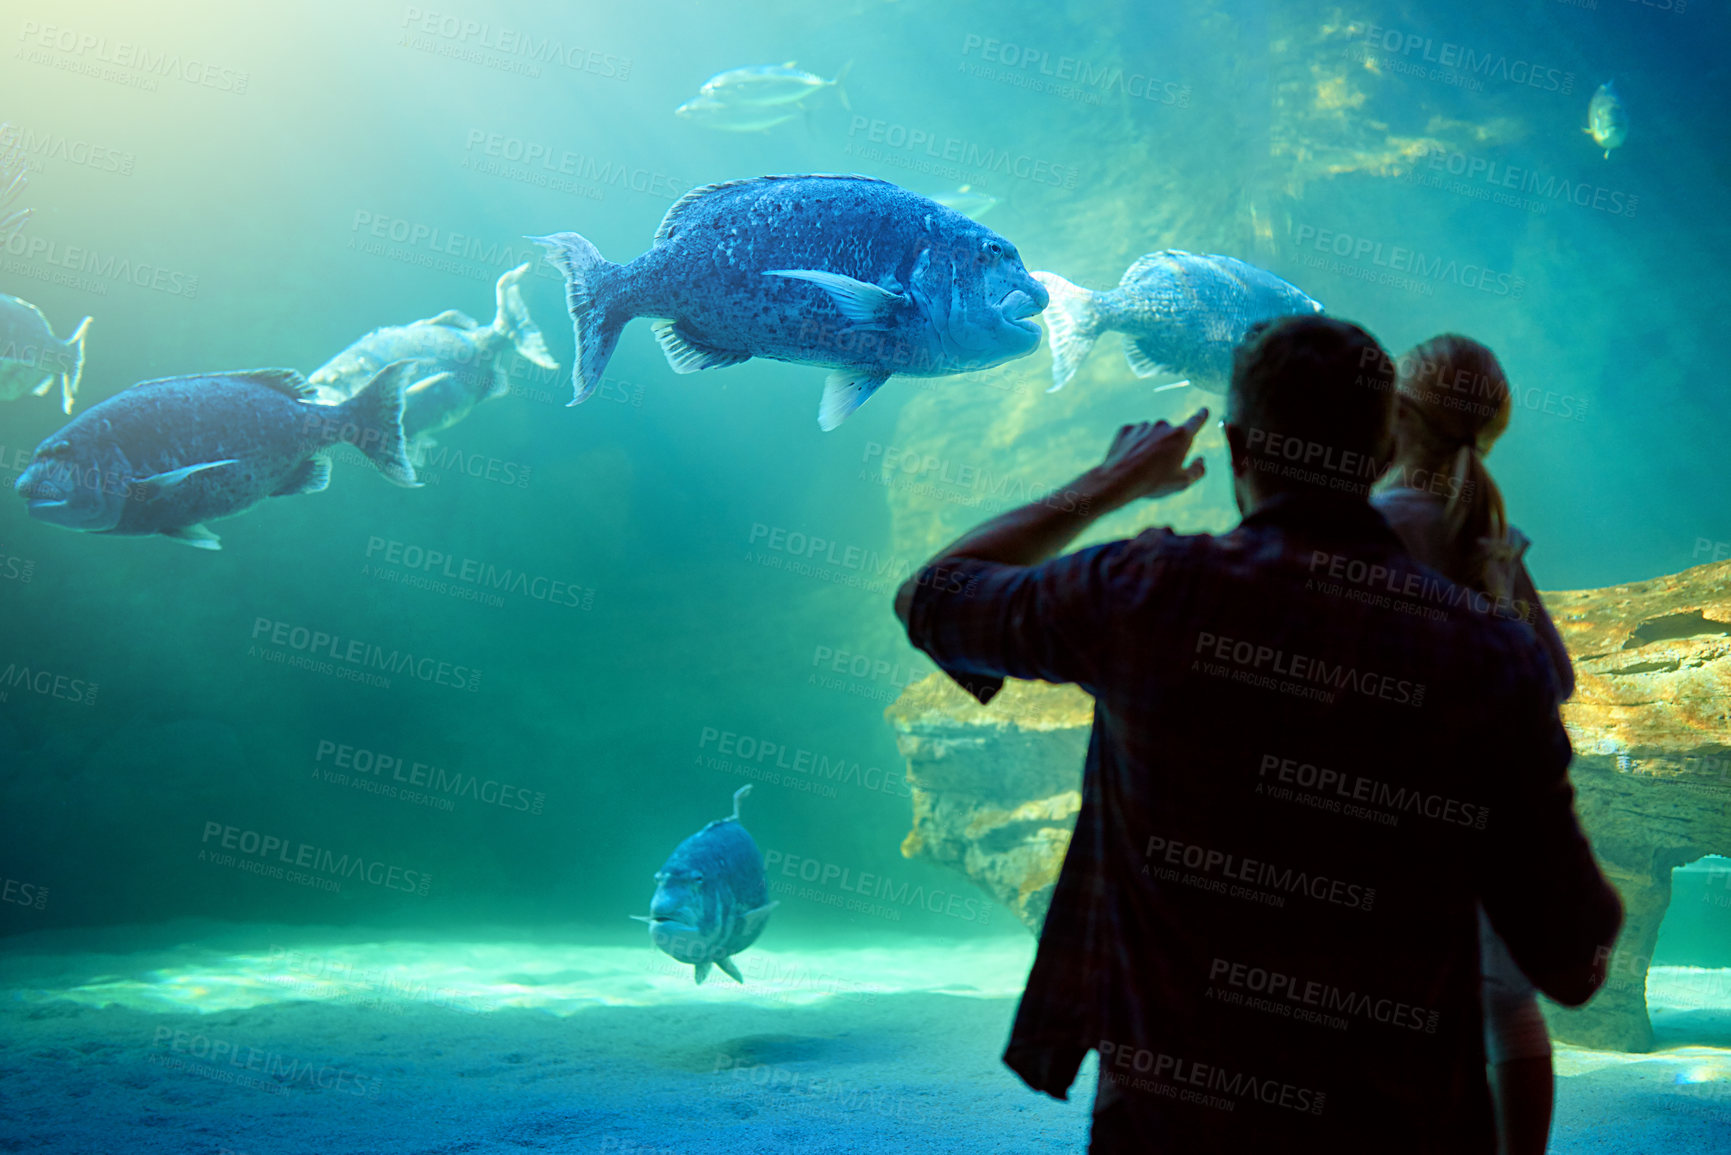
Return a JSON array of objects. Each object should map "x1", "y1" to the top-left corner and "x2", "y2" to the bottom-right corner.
[
  {"x1": 1090, "y1": 409, "x2": 1210, "y2": 509},
  {"x1": 894, "y1": 407, "x2": 1212, "y2": 627}
]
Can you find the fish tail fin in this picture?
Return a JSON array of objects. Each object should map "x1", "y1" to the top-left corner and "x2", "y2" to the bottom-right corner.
[
  {"x1": 529, "y1": 232, "x2": 627, "y2": 405},
  {"x1": 1031, "y1": 271, "x2": 1100, "y2": 393},
  {"x1": 60, "y1": 315, "x2": 91, "y2": 414},
  {"x1": 833, "y1": 60, "x2": 853, "y2": 111},
  {"x1": 334, "y1": 360, "x2": 420, "y2": 487},
  {"x1": 493, "y1": 262, "x2": 559, "y2": 371}
]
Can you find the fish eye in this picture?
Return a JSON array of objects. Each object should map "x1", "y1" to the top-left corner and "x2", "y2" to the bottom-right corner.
[{"x1": 981, "y1": 239, "x2": 1004, "y2": 261}]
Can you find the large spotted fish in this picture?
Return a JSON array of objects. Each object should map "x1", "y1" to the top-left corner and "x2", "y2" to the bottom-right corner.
[{"x1": 533, "y1": 173, "x2": 1049, "y2": 430}]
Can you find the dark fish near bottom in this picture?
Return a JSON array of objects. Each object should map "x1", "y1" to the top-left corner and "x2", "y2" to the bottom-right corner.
[
  {"x1": 633, "y1": 785, "x2": 777, "y2": 984},
  {"x1": 15, "y1": 361, "x2": 420, "y2": 550}
]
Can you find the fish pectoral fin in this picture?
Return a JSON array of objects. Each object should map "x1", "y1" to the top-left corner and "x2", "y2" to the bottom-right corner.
[
  {"x1": 651, "y1": 320, "x2": 750, "y2": 374},
  {"x1": 693, "y1": 961, "x2": 713, "y2": 985},
  {"x1": 716, "y1": 957, "x2": 745, "y2": 984},
  {"x1": 404, "y1": 371, "x2": 454, "y2": 398},
  {"x1": 132, "y1": 459, "x2": 240, "y2": 498},
  {"x1": 628, "y1": 914, "x2": 653, "y2": 923},
  {"x1": 1151, "y1": 380, "x2": 1194, "y2": 393},
  {"x1": 161, "y1": 524, "x2": 222, "y2": 550},
  {"x1": 765, "y1": 269, "x2": 904, "y2": 328},
  {"x1": 819, "y1": 369, "x2": 888, "y2": 431},
  {"x1": 739, "y1": 901, "x2": 779, "y2": 939},
  {"x1": 1123, "y1": 339, "x2": 1176, "y2": 381},
  {"x1": 270, "y1": 456, "x2": 332, "y2": 498},
  {"x1": 31, "y1": 375, "x2": 53, "y2": 397}
]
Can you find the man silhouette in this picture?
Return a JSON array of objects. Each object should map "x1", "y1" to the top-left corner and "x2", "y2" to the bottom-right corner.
[{"x1": 894, "y1": 315, "x2": 1620, "y2": 1152}]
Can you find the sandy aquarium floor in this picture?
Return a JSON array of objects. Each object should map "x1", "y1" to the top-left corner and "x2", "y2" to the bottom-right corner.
[{"x1": 1, "y1": 922, "x2": 1728, "y2": 1154}]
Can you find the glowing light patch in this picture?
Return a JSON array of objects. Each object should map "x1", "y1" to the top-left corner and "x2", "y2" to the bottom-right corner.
[{"x1": 2, "y1": 932, "x2": 1037, "y2": 1017}]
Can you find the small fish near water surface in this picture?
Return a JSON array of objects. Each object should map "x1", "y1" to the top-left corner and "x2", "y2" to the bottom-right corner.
[
  {"x1": 533, "y1": 173, "x2": 1049, "y2": 430},
  {"x1": 697, "y1": 61, "x2": 850, "y2": 109},
  {"x1": 674, "y1": 61, "x2": 851, "y2": 132},
  {"x1": 632, "y1": 785, "x2": 777, "y2": 985},
  {"x1": 15, "y1": 362, "x2": 420, "y2": 551}
]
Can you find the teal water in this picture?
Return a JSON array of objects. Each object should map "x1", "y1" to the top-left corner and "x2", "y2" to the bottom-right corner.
[{"x1": 2, "y1": 1, "x2": 1728, "y2": 1151}]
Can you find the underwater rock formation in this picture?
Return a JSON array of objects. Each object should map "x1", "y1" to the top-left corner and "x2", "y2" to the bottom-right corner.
[{"x1": 886, "y1": 560, "x2": 1731, "y2": 1053}]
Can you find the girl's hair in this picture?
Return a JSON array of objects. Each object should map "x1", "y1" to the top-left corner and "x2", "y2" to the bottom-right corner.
[{"x1": 1392, "y1": 335, "x2": 1514, "y2": 596}]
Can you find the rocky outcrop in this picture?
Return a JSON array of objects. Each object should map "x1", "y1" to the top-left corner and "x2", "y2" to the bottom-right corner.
[{"x1": 886, "y1": 561, "x2": 1731, "y2": 1052}]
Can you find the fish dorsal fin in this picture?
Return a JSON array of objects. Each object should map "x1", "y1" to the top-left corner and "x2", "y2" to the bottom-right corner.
[
  {"x1": 423, "y1": 309, "x2": 478, "y2": 330},
  {"x1": 655, "y1": 180, "x2": 755, "y2": 243},
  {"x1": 654, "y1": 174, "x2": 897, "y2": 243},
  {"x1": 227, "y1": 369, "x2": 317, "y2": 400},
  {"x1": 1122, "y1": 251, "x2": 1191, "y2": 285}
]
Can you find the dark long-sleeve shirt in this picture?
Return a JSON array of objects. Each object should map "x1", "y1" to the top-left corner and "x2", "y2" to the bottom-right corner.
[{"x1": 902, "y1": 491, "x2": 1621, "y2": 1153}]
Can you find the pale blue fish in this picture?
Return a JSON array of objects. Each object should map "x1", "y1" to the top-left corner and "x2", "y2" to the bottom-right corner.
[
  {"x1": 673, "y1": 95, "x2": 803, "y2": 133},
  {"x1": 532, "y1": 173, "x2": 1049, "y2": 430},
  {"x1": 632, "y1": 785, "x2": 777, "y2": 984},
  {"x1": 1586, "y1": 82, "x2": 1628, "y2": 159},
  {"x1": 16, "y1": 363, "x2": 419, "y2": 550},
  {"x1": 697, "y1": 61, "x2": 851, "y2": 110},
  {"x1": 307, "y1": 263, "x2": 558, "y2": 446},
  {"x1": 0, "y1": 293, "x2": 89, "y2": 414},
  {"x1": 1034, "y1": 251, "x2": 1323, "y2": 394}
]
